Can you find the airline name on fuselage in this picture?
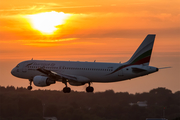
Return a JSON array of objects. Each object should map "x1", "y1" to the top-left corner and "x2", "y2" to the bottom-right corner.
[{"x1": 28, "y1": 62, "x2": 56, "y2": 67}]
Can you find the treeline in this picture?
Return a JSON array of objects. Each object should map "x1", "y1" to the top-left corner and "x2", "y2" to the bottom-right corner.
[{"x1": 0, "y1": 86, "x2": 180, "y2": 120}]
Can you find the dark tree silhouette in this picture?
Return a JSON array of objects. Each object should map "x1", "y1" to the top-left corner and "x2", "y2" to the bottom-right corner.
[{"x1": 0, "y1": 85, "x2": 179, "y2": 120}]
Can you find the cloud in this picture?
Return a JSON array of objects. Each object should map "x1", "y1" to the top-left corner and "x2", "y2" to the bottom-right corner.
[
  {"x1": 0, "y1": 0, "x2": 179, "y2": 47},
  {"x1": 0, "y1": 10, "x2": 179, "y2": 45},
  {"x1": 18, "y1": 38, "x2": 77, "y2": 47},
  {"x1": 0, "y1": 3, "x2": 102, "y2": 15}
]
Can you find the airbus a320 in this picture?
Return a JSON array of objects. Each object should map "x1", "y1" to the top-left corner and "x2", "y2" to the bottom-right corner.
[{"x1": 11, "y1": 34, "x2": 160, "y2": 93}]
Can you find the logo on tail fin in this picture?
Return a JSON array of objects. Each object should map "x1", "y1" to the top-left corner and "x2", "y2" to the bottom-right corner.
[
  {"x1": 129, "y1": 49, "x2": 152, "y2": 65},
  {"x1": 127, "y1": 34, "x2": 156, "y2": 65}
]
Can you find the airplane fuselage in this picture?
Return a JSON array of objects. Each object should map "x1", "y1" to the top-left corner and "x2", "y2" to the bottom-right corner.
[{"x1": 11, "y1": 60, "x2": 157, "y2": 83}]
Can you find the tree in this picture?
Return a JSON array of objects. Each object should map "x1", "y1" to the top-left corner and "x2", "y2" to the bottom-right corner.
[{"x1": 44, "y1": 104, "x2": 58, "y2": 117}]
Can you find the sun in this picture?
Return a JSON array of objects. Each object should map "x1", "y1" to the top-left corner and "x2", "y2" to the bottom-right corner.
[{"x1": 27, "y1": 11, "x2": 71, "y2": 34}]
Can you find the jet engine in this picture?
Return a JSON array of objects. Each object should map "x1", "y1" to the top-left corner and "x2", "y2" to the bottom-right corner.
[{"x1": 33, "y1": 76, "x2": 55, "y2": 87}]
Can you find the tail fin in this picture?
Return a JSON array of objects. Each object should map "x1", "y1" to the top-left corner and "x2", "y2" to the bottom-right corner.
[{"x1": 127, "y1": 34, "x2": 156, "y2": 66}]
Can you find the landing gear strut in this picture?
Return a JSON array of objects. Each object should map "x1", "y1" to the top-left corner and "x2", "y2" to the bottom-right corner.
[
  {"x1": 62, "y1": 78, "x2": 71, "y2": 93},
  {"x1": 86, "y1": 82, "x2": 94, "y2": 93},
  {"x1": 27, "y1": 79, "x2": 32, "y2": 90}
]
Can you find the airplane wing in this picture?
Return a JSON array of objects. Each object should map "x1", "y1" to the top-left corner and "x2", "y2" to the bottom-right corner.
[{"x1": 37, "y1": 67, "x2": 90, "y2": 83}]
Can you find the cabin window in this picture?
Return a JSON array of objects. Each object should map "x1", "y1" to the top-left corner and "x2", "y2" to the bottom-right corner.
[{"x1": 16, "y1": 64, "x2": 19, "y2": 68}]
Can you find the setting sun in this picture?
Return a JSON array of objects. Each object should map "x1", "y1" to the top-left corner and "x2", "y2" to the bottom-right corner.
[{"x1": 27, "y1": 11, "x2": 71, "y2": 34}]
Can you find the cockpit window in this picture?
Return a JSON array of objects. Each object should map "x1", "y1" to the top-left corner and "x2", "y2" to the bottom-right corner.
[{"x1": 16, "y1": 64, "x2": 19, "y2": 68}]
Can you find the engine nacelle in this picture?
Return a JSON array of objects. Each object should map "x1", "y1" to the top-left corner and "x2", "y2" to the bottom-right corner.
[
  {"x1": 33, "y1": 76, "x2": 55, "y2": 87},
  {"x1": 69, "y1": 81, "x2": 85, "y2": 86}
]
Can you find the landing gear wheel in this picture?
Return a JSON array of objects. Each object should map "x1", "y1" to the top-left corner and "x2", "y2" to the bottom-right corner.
[
  {"x1": 86, "y1": 82, "x2": 94, "y2": 93},
  {"x1": 62, "y1": 78, "x2": 71, "y2": 93},
  {"x1": 27, "y1": 79, "x2": 33, "y2": 90},
  {"x1": 86, "y1": 86, "x2": 94, "y2": 93},
  {"x1": 27, "y1": 86, "x2": 32, "y2": 90},
  {"x1": 63, "y1": 87, "x2": 71, "y2": 93}
]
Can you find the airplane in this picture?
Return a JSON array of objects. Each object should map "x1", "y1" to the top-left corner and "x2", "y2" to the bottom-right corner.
[{"x1": 11, "y1": 34, "x2": 159, "y2": 93}]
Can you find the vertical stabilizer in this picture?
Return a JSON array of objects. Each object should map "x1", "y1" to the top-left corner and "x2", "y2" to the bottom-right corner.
[{"x1": 127, "y1": 34, "x2": 156, "y2": 66}]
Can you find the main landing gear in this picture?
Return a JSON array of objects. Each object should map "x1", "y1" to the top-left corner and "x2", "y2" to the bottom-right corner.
[
  {"x1": 63, "y1": 87, "x2": 71, "y2": 93},
  {"x1": 86, "y1": 82, "x2": 94, "y2": 93},
  {"x1": 27, "y1": 79, "x2": 32, "y2": 90},
  {"x1": 62, "y1": 78, "x2": 71, "y2": 93},
  {"x1": 62, "y1": 79, "x2": 94, "y2": 93}
]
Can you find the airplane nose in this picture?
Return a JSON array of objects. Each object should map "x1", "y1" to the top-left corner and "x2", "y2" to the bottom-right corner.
[{"x1": 11, "y1": 68, "x2": 16, "y2": 76}]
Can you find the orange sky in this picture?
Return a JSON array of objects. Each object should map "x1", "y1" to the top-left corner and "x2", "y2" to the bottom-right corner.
[{"x1": 0, "y1": 0, "x2": 179, "y2": 93}]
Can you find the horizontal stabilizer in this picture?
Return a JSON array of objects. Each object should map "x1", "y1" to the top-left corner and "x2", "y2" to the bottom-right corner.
[
  {"x1": 132, "y1": 67, "x2": 147, "y2": 73},
  {"x1": 158, "y1": 67, "x2": 171, "y2": 69}
]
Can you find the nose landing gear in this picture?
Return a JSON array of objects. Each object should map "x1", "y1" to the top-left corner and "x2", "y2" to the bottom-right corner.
[{"x1": 27, "y1": 79, "x2": 32, "y2": 90}]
